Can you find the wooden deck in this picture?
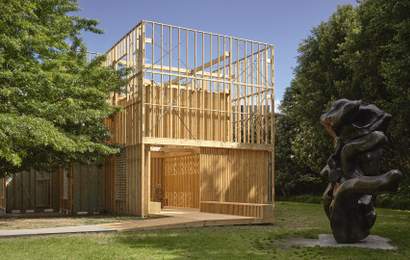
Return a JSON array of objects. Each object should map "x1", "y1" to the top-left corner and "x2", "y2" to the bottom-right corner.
[
  {"x1": 0, "y1": 208, "x2": 271, "y2": 238},
  {"x1": 100, "y1": 208, "x2": 269, "y2": 231}
]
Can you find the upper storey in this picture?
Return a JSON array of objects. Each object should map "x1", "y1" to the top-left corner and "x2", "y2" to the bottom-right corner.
[{"x1": 105, "y1": 21, "x2": 274, "y2": 148}]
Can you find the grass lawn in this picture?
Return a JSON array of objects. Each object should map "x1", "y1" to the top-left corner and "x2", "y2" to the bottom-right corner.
[{"x1": 0, "y1": 202, "x2": 409, "y2": 259}]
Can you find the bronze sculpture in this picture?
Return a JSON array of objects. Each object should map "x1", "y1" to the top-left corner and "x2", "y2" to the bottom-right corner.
[{"x1": 320, "y1": 99, "x2": 402, "y2": 243}]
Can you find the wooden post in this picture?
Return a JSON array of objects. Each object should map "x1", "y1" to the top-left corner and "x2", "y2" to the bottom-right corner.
[
  {"x1": 270, "y1": 46, "x2": 275, "y2": 208},
  {"x1": 169, "y1": 26, "x2": 173, "y2": 139},
  {"x1": 140, "y1": 22, "x2": 147, "y2": 217},
  {"x1": 186, "y1": 30, "x2": 189, "y2": 139},
  {"x1": 236, "y1": 39, "x2": 240, "y2": 143},
  {"x1": 201, "y1": 33, "x2": 205, "y2": 140},
  {"x1": 250, "y1": 42, "x2": 254, "y2": 144},
  {"x1": 150, "y1": 22, "x2": 154, "y2": 137},
  {"x1": 144, "y1": 147, "x2": 151, "y2": 215},
  {"x1": 160, "y1": 24, "x2": 164, "y2": 138}
]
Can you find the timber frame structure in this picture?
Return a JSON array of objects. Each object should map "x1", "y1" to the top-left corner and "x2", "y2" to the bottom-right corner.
[
  {"x1": 103, "y1": 20, "x2": 275, "y2": 220},
  {"x1": 0, "y1": 21, "x2": 275, "y2": 222}
]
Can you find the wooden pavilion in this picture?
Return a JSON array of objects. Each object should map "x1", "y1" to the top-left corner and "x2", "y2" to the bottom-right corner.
[{"x1": 0, "y1": 21, "x2": 275, "y2": 222}]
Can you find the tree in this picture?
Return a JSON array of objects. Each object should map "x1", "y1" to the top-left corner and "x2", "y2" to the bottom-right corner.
[
  {"x1": 0, "y1": 0, "x2": 125, "y2": 176},
  {"x1": 342, "y1": 0, "x2": 410, "y2": 176},
  {"x1": 275, "y1": 113, "x2": 325, "y2": 197},
  {"x1": 283, "y1": 5, "x2": 359, "y2": 172},
  {"x1": 279, "y1": 0, "x2": 410, "y2": 197}
]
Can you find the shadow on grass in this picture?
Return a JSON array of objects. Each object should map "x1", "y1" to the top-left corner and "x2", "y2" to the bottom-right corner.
[
  {"x1": 113, "y1": 226, "x2": 279, "y2": 259},
  {"x1": 111, "y1": 203, "x2": 410, "y2": 259}
]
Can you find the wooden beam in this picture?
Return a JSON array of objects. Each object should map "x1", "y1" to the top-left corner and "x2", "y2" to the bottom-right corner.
[
  {"x1": 200, "y1": 201, "x2": 273, "y2": 207},
  {"x1": 168, "y1": 52, "x2": 230, "y2": 86},
  {"x1": 143, "y1": 137, "x2": 272, "y2": 151}
]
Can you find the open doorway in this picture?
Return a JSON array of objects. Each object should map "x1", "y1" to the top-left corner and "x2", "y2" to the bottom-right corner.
[{"x1": 150, "y1": 147, "x2": 200, "y2": 211}]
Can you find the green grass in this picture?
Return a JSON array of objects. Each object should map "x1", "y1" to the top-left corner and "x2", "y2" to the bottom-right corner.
[{"x1": 1, "y1": 202, "x2": 409, "y2": 259}]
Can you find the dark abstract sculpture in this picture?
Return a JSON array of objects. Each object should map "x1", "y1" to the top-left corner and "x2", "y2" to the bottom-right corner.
[{"x1": 320, "y1": 99, "x2": 402, "y2": 243}]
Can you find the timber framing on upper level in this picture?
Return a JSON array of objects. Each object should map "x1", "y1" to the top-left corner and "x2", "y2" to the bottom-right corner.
[{"x1": 104, "y1": 20, "x2": 275, "y2": 149}]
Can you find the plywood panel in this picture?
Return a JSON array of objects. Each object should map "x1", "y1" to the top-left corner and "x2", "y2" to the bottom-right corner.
[{"x1": 163, "y1": 154, "x2": 199, "y2": 208}]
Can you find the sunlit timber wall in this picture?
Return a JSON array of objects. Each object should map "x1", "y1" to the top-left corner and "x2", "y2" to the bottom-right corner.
[
  {"x1": 200, "y1": 148, "x2": 273, "y2": 220},
  {"x1": 104, "y1": 21, "x2": 275, "y2": 219}
]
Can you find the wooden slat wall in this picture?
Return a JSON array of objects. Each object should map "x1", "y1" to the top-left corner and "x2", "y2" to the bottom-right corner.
[
  {"x1": 72, "y1": 164, "x2": 105, "y2": 213},
  {"x1": 103, "y1": 156, "x2": 115, "y2": 213},
  {"x1": 5, "y1": 170, "x2": 60, "y2": 212},
  {"x1": 35, "y1": 171, "x2": 51, "y2": 208},
  {"x1": 199, "y1": 147, "x2": 273, "y2": 220},
  {"x1": 106, "y1": 84, "x2": 234, "y2": 144},
  {"x1": 105, "y1": 98, "x2": 143, "y2": 146},
  {"x1": 200, "y1": 148, "x2": 269, "y2": 203},
  {"x1": 163, "y1": 154, "x2": 199, "y2": 208},
  {"x1": 0, "y1": 178, "x2": 6, "y2": 210},
  {"x1": 51, "y1": 169, "x2": 61, "y2": 210},
  {"x1": 145, "y1": 85, "x2": 231, "y2": 141},
  {"x1": 126, "y1": 144, "x2": 142, "y2": 215},
  {"x1": 59, "y1": 167, "x2": 73, "y2": 214},
  {"x1": 150, "y1": 157, "x2": 163, "y2": 202},
  {"x1": 102, "y1": 145, "x2": 143, "y2": 215},
  {"x1": 114, "y1": 149, "x2": 127, "y2": 213}
]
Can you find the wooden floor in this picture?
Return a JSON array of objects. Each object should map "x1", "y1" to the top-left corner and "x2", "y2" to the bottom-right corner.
[{"x1": 100, "y1": 207, "x2": 268, "y2": 231}]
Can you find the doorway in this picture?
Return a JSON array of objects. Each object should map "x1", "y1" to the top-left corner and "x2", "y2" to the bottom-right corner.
[{"x1": 150, "y1": 147, "x2": 200, "y2": 209}]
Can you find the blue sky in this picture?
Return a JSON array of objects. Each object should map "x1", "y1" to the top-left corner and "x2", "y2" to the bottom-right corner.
[{"x1": 77, "y1": 0, "x2": 357, "y2": 104}]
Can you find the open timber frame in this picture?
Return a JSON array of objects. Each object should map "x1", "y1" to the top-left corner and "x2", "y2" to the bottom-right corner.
[
  {"x1": 0, "y1": 21, "x2": 275, "y2": 222},
  {"x1": 103, "y1": 21, "x2": 275, "y2": 221}
]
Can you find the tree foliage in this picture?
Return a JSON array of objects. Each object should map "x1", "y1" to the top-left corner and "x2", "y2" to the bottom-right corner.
[
  {"x1": 0, "y1": 0, "x2": 125, "y2": 176},
  {"x1": 277, "y1": 0, "x2": 410, "y2": 196},
  {"x1": 275, "y1": 114, "x2": 325, "y2": 197}
]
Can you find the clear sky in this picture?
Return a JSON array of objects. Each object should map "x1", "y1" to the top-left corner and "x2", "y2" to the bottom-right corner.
[{"x1": 77, "y1": 0, "x2": 357, "y2": 104}]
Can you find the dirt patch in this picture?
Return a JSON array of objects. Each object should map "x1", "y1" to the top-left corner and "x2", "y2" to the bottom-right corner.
[{"x1": 0, "y1": 215, "x2": 139, "y2": 230}]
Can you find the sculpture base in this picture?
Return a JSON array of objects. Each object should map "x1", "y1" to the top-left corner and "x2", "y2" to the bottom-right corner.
[{"x1": 287, "y1": 234, "x2": 396, "y2": 250}]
